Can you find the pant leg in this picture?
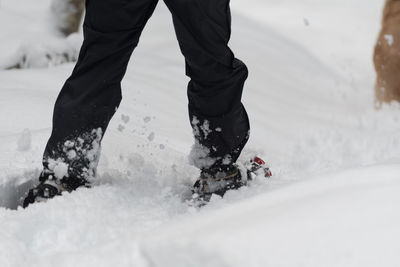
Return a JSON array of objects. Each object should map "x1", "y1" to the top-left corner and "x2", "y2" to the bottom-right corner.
[
  {"x1": 43, "y1": 0, "x2": 159, "y2": 185},
  {"x1": 164, "y1": 0, "x2": 250, "y2": 169}
]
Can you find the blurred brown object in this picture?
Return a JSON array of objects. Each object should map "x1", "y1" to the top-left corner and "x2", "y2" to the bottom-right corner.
[
  {"x1": 51, "y1": 0, "x2": 85, "y2": 36},
  {"x1": 374, "y1": 0, "x2": 400, "y2": 107}
]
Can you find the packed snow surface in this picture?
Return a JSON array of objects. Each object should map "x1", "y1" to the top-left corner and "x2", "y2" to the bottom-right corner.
[{"x1": 1, "y1": 0, "x2": 399, "y2": 266}]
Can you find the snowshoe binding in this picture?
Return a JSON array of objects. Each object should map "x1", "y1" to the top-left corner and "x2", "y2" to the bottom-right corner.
[{"x1": 246, "y1": 156, "x2": 272, "y2": 180}]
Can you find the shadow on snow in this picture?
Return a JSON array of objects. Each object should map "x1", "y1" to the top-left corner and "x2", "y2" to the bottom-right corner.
[{"x1": 0, "y1": 171, "x2": 39, "y2": 210}]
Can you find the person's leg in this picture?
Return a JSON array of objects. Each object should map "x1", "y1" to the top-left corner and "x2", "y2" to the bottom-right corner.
[
  {"x1": 43, "y1": 0, "x2": 159, "y2": 188},
  {"x1": 164, "y1": 0, "x2": 250, "y2": 170}
]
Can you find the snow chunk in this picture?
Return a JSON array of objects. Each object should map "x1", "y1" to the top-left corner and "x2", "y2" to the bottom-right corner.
[
  {"x1": 64, "y1": 140, "x2": 75, "y2": 148},
  {"x1": 191, "y1": 116, "x2": 200, "y2": 138},
  {"x1": 121, "y1": 114, "x2": 130, "y2": 124},
  {"x1": 143, "y1": 116, "x2": 151, "y2": 123},
  {"x1": 191, "y1": 116, "x2": 212, "y2": 139},
  {"x1": 47, "y1": 159, "x2": 69, "y2": 179},
  {"x1": 200, "y1": 120, "x2": 211, "y2": 139},
  {"x1": 148, "y1": 132, "x2": 155, "y2": 142},
  {"x1": 67, "y1": 150, "x2": 77, "y2": 160},
  {"x1": 53, "y1": 162, "x2": 69, "y2": 179},
  {"x1": 118, "y1": 124, "x2": 125, "y2": 132},
  {"x1": 189, "y1": 141, "x2": 216, "y2": 169}
]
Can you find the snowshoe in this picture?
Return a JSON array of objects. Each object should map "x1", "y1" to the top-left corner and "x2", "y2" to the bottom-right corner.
[
  {"x1": 23, "y1": 181, "x2": 64, "y2": 208},
  {"x1": 22, "y1": 172, "x2": 88, "y2": 208},
  {"x1": 190, "y1": 156, "x2": 271, "y2": 206},
  {"x1": 192, "y1": 164, "x2": 244, "y2": 204}
]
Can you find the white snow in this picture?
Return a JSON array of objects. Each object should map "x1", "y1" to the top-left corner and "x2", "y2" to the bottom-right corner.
[
  {"x1": 384, "y1": 34, "x2": 394, "y2": 46},
  {"x1": 53, "y1": 162, "x2": 69, "y2": 179},
  {"x1": 1, "y1": 0, "x2": 400, "y2": 266},
  {"x1": 17, "y1": 128, "x2": 32, "y2": 152}
]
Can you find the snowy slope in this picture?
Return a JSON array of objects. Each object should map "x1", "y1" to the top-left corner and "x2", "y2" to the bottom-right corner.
[
  {"x1": 143, "y1": 165, "x2": 400, "y2": 267},
  {"x1": 1, "y1": 0, "x2": 400, "y2": 266},
  {"x1": 231, "y1": 0, "x2": 384, "y2": 94}
]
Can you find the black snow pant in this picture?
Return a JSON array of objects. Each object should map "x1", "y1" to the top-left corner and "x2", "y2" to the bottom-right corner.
[{"x1": 42, "y1": 0, "x2": 250, "y2": 185}]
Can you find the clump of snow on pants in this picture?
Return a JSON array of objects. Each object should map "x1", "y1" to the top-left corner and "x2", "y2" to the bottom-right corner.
[
  {"x1": 86, "y1": 128, "x2": 103, "y2": 178},
  {"x1": 189, "y1": 116, "x2": 216, "y2": 169},
  {"x1": 45, "y1": 128, "x2": 103, "y2": 180},
  {"x1": 189, "y1": 141, "x2": 216, "y2": 169},
  {"x1": 47, "y1": 159, "x2": 69, "y2": 179}
]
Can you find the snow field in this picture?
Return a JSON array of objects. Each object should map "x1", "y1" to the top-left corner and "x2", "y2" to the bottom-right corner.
[{"x1": 1, "y1": 0, "x2": 400, "y2": 266}]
